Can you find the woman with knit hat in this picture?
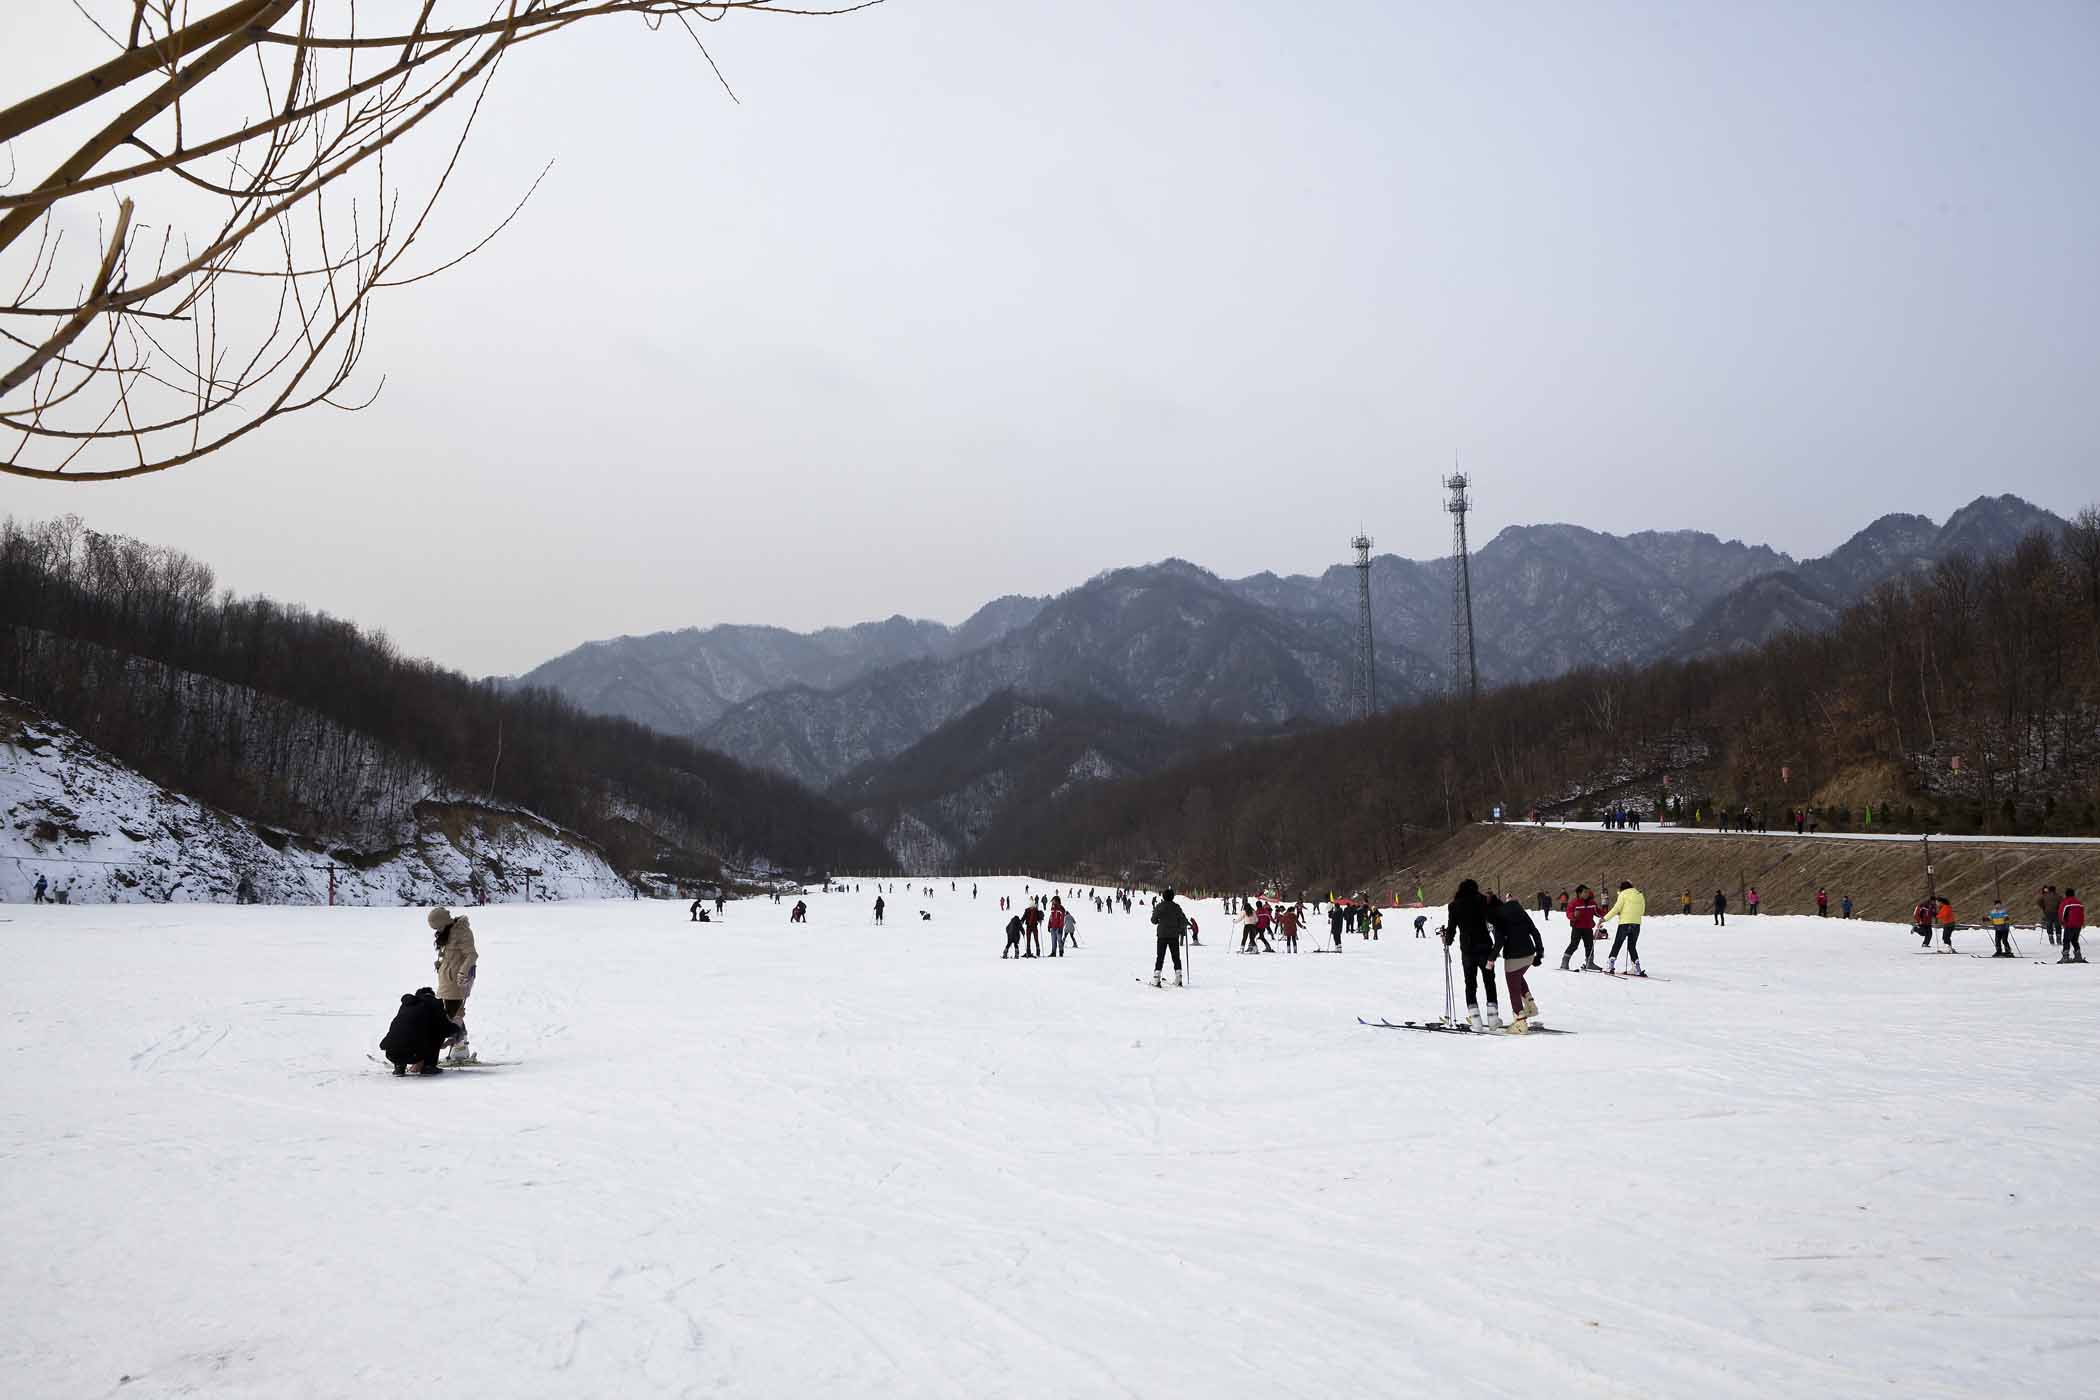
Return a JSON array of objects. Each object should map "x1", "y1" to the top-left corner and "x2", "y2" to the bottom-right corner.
[{"x1": 428, "y1": 906, "x2": 479, "y2": 1065}]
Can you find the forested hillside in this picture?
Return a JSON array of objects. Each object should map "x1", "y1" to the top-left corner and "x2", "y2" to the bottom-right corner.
[
  {"x1": 974, "y1": 512, "x2": 2100, "y2": 892},
  {"x1": 0, "y1": 517, "x2": 890, "y2": 880}
]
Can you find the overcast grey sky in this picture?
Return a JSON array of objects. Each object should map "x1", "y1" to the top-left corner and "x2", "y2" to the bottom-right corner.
[{"x1": 5, "y1": 0, "x2": 2096, "y2": 675}]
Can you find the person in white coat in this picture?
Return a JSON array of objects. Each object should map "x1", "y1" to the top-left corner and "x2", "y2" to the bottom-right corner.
[{"x1": 429, "y1": 906, "x2": 479, "y2": 1064}]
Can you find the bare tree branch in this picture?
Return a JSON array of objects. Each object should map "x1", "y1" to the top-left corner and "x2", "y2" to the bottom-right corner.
[{"x1": 2, "y1": 0, "x2": 880, "y2": 483}]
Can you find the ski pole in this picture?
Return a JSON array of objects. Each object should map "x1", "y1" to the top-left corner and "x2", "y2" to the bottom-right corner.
[{"x1": 1442, "y1": 937, "x2": 1455, "y2": 1026}]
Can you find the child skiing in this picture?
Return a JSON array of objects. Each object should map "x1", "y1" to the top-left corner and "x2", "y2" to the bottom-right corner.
[{"x1": 1560, "y1": 884, "x2": 1603, "y2": 970}]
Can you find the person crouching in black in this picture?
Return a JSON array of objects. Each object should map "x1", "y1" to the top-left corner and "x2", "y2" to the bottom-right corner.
[{"x1": 381, "y1": 987, "x2": 457, "y2": 1076}]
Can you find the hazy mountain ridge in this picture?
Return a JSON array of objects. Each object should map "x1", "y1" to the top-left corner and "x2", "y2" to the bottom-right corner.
[
  {"x1": 518, "y1": 495, "x2": 2070, "y2": 809},
  {"x1": 827, "y1": 691, "x2": 1230, "y2": 871},
  {"x1": 700, "y1": 562, "x2": 1435, "y2": 788},
  {"x1": 1669, "y1": 495, "x2": 2070, "y2": 657}
]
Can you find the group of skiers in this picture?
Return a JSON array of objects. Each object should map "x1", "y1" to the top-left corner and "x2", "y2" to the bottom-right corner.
[{"x1": 1003, "y1": 895, "x2": 1081, "y2": 958}]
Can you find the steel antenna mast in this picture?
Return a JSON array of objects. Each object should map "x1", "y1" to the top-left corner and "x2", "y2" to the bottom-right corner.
[
  {"x1": 1444, "y1": 469, "x2": 1479, "y2": 701},
  {"x1": 1351, "y1": 531, "x2": 1377, "y2": 719}
]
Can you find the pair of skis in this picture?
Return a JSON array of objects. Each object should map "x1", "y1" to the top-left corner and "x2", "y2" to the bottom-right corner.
[{"x1": 1358, "y1": 1016, "x2": 1571, "y2": 1037}]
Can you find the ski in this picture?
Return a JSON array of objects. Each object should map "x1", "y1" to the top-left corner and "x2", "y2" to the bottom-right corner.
[
  {"x1": 1358, "y1": 1016, "x2": 1572, "y2": 1037},
  {"x1": 368, "y1": 1053, "x2": 512, "y2": 1070}
]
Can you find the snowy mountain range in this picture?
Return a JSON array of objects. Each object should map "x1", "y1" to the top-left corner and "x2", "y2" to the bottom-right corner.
[{"x1": 518, "y1": 494, "x2": 2069, "y2": 789}]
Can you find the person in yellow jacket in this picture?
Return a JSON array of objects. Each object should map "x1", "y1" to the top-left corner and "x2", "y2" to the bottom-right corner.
[{"x1": 1603, "y1": 880, "x2": 1647, "y2": 977}]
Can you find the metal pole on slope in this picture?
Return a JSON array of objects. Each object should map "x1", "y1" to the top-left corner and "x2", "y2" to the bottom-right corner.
[{"x1": 1443, "y1": 936, "x2": 1456, "y2": 1026}]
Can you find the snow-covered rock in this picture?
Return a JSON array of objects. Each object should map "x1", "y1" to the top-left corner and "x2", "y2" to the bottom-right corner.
[{"x1": 1, "y1": 697, "x2": 631, "y2": 905}]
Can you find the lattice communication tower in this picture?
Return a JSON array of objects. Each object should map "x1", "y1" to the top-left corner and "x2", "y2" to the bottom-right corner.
[
  {"x1": 1444, "y1": 472, "x2": 1479, "y2": 701},
  {"x1": 1350, "y1": 533, "x2": 1377, "y2": 720}
]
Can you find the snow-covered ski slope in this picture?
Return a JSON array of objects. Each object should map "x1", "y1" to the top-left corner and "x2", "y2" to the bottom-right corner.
[{"x1": 5, "y1": 883, "x2": 2094, "y2": 1398}]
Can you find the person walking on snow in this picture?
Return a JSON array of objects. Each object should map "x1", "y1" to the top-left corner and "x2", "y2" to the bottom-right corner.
[
  {"x1": 874, "y1": 895, "x2": 886, "y2": 925},
  {"x1": 1841, "y1": 893, "x2": 1853, "y2": 918},
  {"x1": 427, "y1": 906, "x2": 478, "y2": 1064},
  {"x1": 2058, "y1": 889, "x2": 2085, "y2": 963},
  {"x1": 33, "y1": 872, "x2": 48, "y2": 903},
  {"x1": 1443, "y1": 879, "x2": 1503, "y2": 1029},
  {"x1": 1150, "y1": 886, "x2": 1189, "y2": 986},
  {"x1": 1488, "y1": 892, "x2": 1547, "y2": 1030},
  {"x1": 1816, "y1": 888, "x2": 1829, "y2": 917},
  {"x1": 1712, "y1": 890, "x2": 1727, "y2": 926},
  {"x1": 1560, "y1": 884, "x2": 1604, "y2": 970},
  {"x1": 2039, "y1": 886, "x2": 2062, "y2": 946},
  {"x1": 1935, "y1": 896, "x2": 1958, "y2": 951},
  {"x1": 1746, "y1": 887, "x2": 1760, "y2": 917},
  {"x1": 1603, "y1": 881, "x2": 1647, "y2": 976},
  {"x1": 1329, "y1": 903, "x2": 1345, "y2": 950}
]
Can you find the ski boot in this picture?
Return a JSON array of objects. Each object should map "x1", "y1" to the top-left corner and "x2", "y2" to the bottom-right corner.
[
  {"x1": 1606, "y1": 960, "x2": 1616, "y2": 976},
  {"x1": 391, "y1": 1062, "x2": 407, "y2": 1077},
  {"x1": 1631, "y1": 962, "x2": 1647, "y2": 978},
  {"x1": 1523, "y1": 994, "x2": 1539, "y2": 1018},
  {"x1": 1559, "y1": 956, "x2": 1571, "y2": 971},
  {"x1": 1466, "y1": 1007, "x2": 1483, "y2": 1032},
  {"x1": 445, "y1": 1038, "x2": 475, "y2": 1066},
  {"x1": 1173, "y1": 972, "x2": 1184, "y2": 986},
  {"x1": 1152, "y1": 973, "x2": 1164, "y2": 987},
  {"x1": 1582, "y1": 960, "x2": 1601, "y2": 971},
  {"x1": 1483, "y1": 1006, "x2": 1504, "y2": 1030},
  {"x1": 1506, "y1": 1013, "x2": 1530, "y2": 1034}
]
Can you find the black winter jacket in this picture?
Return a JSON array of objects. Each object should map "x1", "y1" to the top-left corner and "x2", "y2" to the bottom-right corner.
[
  {"x1": 1488, "y1": 899, "x2": 1544, "y2": 962},
  {"x1": 1151, "y1": 895, "x2": 1189, "y2": 938},
  {"x1": 1446, "y1": 881, "x2": 1495, "y2": 956},
  {"x1": 380, "y1": 988, "x2": 456, "y2": 1067}
]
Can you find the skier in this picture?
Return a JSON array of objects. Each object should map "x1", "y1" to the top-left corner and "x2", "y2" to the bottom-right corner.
[
  {"x1": 1913, "y1": 898, "x2": 1935, "y2": 947},
  {"x1": 1536, "y1": 890, "x2": 1552, "y2": 923},
  {"x1": 2039, "y1": 885, "x2": 2062, "y2": 946},
  {"x1": 1816, "y1": 888, "x2": 1829, "y2": 917},
  {"x1": 1935, "y1": 896, "x2": 1958, "y2": 951},
  {"x1": 1002, "y1": 913, "x2": 1023, "y2": 958},
  {"x1": 874, "y1": 895, "x2": 886, "y2": 925},
  {"x1": 689, "y1": 896, "x2": 705, "y2": 922},
  {"x1": 1840, "y1": 893, "x2": 1853, "y2": 919},
  {"x1": 380, "y1": 987, "x2": 458, "y2": 1076},
  {"x1": 1065, "y1": 905, "x2": 1082, "y2": 950},
  {"x1": 1986, "y1": 900, "x2": 2015, "y2": 958},
  {"x1": 1048, "y1": 896, "x2": 1068, "y2": 957},
  {"x1": 2059, "y1": 889, "x2": 2085, "y2": 963},
  {"x1": 1278, "y1": 903, "x2": 1300, "y2": 952},
  {"x1": 1150, "y1": 886, "x2": 1188, "y2": 986},
  {"x1": 428, "y1": 906, "x2": 478, "y2": 1064},
  {"x1": 1712, "y1": 889, "x2": 1728, "y2": 926},
  {"x1": 1680, "y1": 890, "x2": 1693, "y2": 916},
  {"x1": 32, "y1": 872, "x2": 47, "y2": 903},
  {"x1": 1413, "y1": 913, "x2": 1428, "y2": 938},
  {"x1": 1022, "y1": 900, "x2": 1045, "y2": 957},
  {"x1": 1488, "y1": 892, "x2": 1547, "y2": 1029},
  {"x1": 1602, "y1": 880, "x2": 1646, "y2": 976},
  {"x1": 1560, "y1": 883, "x2": 1603, "y2": 970},
  {"x1": 1443, "y1": 880, "x2": 1501, "y2": 1029},
  {"x1": 1329, "y1": 902, "x2": 1344, "y2": 950},
  {"x1": 1746, "y1": 887, "x2": 1760, "y2": 917}
]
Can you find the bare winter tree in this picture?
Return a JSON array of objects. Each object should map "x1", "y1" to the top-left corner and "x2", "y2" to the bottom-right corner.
[{"x1": 1, "y1": 1, "x2": 872, "y2": 483}]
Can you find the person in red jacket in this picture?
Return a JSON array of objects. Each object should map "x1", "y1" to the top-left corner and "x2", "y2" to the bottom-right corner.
[
  {"x1": 1559, "y1": 884, "x2": 1605, "y2": 970},
  {"x1": 1816, "y1": 888, "x2": 1829, "y2": 917},
  {"x1": 2059, "y1": 889, "x2": 2086, "y2": 964},
  {"x1": 1278, "y1": 903, "x2": 1300, "y2": 952}
]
